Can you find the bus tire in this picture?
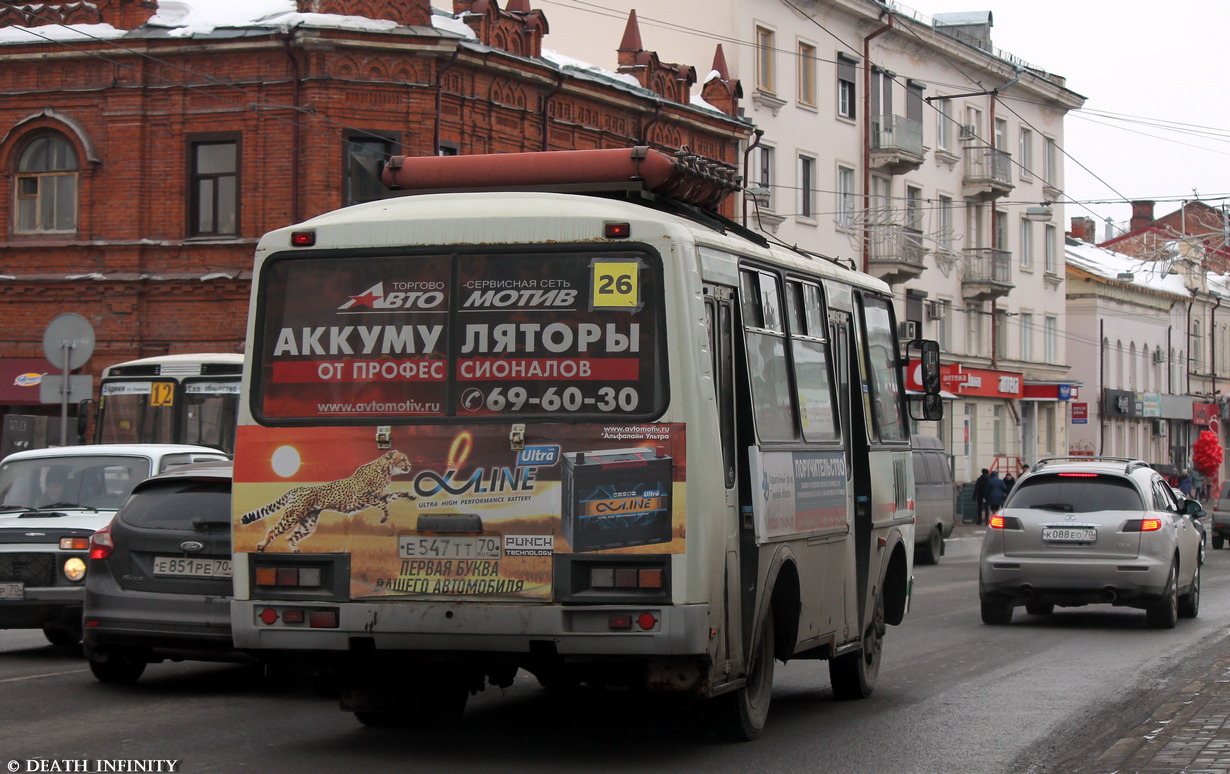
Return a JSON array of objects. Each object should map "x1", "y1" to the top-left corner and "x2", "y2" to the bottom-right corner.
[
  {"x1": 714, "y1": 606, "x2": 775, "y2": 741},
  {"x1": 829, "y1": 592, "x2": 883, "y2": 700}
]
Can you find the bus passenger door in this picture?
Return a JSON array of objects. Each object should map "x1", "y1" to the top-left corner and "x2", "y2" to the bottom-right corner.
[
  {"x1": 830, "y1": 309, "x2": 871, "y2": 632},
  {"x1": 705, "y1": 286, "x2": 747, "y2": 675}
]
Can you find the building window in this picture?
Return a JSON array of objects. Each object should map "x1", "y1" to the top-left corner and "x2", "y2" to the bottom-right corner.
[
  {"x1": 1019, "y1": 218, "x2": 1033, "y2": 270},
  {"x1": 1044, "y1": 137, "x2": 1058, "y2": 186},
  {"x1": 757, "y1": 146, "x2": 775, "y2": 211},
  {"x1": 936, "y1": 299, "x2": 952, "y2": 352},
  {"x1": 756, "y1": 27, "x2": 776, "y2": 94},
  {"x1": 995, "y1": 309, "x2": 1009, "y2": 359},
  {"x1": 936, "y1": 98, "x2": 952, "y2": 151},
  {"x1": 938, "y1": 195, "x2": 954, "y2": 252},
  {"x1": 1020, "y1": 312, "x2": 1033, "y2": 361},
  {"x1": 1044, "y1": 224, "x2": 1058, "y2": 273},
  {"x1": 798, "y1": 42, "x2": 816, "y2": 107},
  {"x1": 967, "y1": 304, "x2": 983, "y2": 356},
  {"x1": 798, "y1": 154, "x2": 815, "y2": 219},
  {"x1": 836, "y1": 165, "x2": 855, "y2": 227},
  {"x1": 1191, "y1": 319, "x2": 1202, "y2": 371},
  {"x1": 837, "y1": 53, "x2": 858, "y2": 120},
  {"x1": 189, "y1": 137, "x2": 238, "y2": 237},
  {"x1": 14, "y1": 133, "x2": 78, "y2": 234},
  {"x1": 1045, "y1": 316, "x2": 1057, "y2": 363},
  {"x1": 1019, "y1": 127, "x2": 1033, "y2": 178},
  {"x1": 345, "y1": 133, "x2": 396, "y2": 207}
]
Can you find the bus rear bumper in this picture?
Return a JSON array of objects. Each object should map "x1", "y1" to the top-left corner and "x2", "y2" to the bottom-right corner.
[{"x1": 231, "y1": 599, "x2": 713, "y2": 657}]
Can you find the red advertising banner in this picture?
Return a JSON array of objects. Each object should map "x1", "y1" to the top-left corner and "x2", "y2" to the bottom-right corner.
[{"x1": 1071, "y1": 402, "x2": 1088, "y2": 424}]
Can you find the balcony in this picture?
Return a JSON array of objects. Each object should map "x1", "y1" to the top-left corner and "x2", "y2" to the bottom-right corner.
[
  {"x1": 961, "y1": 247, "x2": 1013, "y2": 301},
  {"x1": 870, "y1": 114, "x2": 925, "y2": 174},
  {"x1": 867, "y1": 224, "x2": 925, "y2": 285},
  {"x1": 962, "y1": 145, "x2": 1013, "y2": 200}
]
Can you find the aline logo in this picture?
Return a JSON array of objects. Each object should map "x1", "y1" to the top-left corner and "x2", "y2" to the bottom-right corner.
[{"x1": 338, "y1": 282, "x2": 445, "y2": 313}]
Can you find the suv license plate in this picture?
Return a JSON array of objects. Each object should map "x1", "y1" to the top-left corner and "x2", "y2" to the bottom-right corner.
[
  {"x1": 1042, "y1": 527, "x2": 1096, "y2": 543},
  {"x1": 0, "y1": 582, "x2": 23, "y2": 600},
  {"x1": 153, "y1": 557, "x2": 233, "y2": 578}
]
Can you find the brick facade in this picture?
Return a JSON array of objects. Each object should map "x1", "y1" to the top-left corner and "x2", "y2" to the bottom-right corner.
[{"x1": 0, "y1": 1, "x2": 747, "y2": 427}]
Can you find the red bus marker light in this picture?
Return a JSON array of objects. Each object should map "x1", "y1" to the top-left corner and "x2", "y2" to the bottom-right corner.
[{"x1": 290, "y1": 230, "x2": 316, "y2": 246}]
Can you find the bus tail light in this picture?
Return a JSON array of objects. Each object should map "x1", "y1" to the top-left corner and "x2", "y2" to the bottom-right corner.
[{"x1": 257, "y1": 606, "x2": 338, "y2": 628}]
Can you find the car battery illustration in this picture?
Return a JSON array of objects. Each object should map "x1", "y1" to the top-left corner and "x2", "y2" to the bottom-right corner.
[{"x1": 561, "y1": 446, "x2": 673, "y2": 552}]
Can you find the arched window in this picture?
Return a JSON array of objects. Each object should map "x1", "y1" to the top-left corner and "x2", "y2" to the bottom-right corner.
[{"x1": 15, "y1": 133, "x2": 78, "y2": 233}]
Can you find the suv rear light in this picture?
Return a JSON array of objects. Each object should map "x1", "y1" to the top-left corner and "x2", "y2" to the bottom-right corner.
[
  {"x1": 989, "y1": 514, "x2": 1023, "y2": 530},
  {"x1": 89, "y1": 523, "x2": 114, "y2": 560},
  {"x1": 1124, "y1": 518, "x2": 1163, "y2": 532}
]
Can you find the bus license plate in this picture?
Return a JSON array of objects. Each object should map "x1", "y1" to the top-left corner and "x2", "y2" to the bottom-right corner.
[
  {"x1": 153, "y1": 557, "x2": 233, "y2": 578},
  {"x1": 398, "y1": 536, "x2": 501, "y2": 560},
  {"x1": 1042, "y1": 527, "x2": 1096, "y2": 543},
  {"x1": 0, "y1": 582, "x2": 22, "y2": 600}
]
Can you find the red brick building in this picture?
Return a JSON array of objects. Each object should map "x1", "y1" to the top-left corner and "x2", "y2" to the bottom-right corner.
[{"x1": 0, "y1": 0, "x2": 748, "y2": 439}]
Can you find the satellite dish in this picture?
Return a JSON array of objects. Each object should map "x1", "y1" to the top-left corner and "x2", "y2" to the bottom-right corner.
[{"x1": 42, "y1": 313, "x2": 95, "y2": 372}]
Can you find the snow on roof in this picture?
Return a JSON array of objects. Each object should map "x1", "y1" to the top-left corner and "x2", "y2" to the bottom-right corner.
[
  {"x1": 1066, "y1": 238, "x2": 1191, "y2": 298},
  {"x1": 542, "y1": 48, "x2": 642, "y2": 90}
]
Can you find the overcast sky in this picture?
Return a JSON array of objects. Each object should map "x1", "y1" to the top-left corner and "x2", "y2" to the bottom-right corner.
[{"x1": 908, "y1": 0, "x2": 1230, "y2": 237}]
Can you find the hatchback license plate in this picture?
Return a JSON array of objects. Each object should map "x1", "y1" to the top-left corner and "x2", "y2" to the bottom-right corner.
[
  {"x1": 153, "y1": 557, "x2": 233, "y2": 578},
  {"x1": 1042, "y1": 526, "x2": 1096, "y2": 543},
  {"x1": 0, "y1": 581, "x2": 22, "y2": 600}
]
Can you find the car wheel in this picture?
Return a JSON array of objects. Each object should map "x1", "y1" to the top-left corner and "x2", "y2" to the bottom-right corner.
[
  {"x1": 1146, "y1": 561, "x2": 1179, "y2": 629},
  {"x1": 88, "y1": 650, "x2": 147, "y2": 684},
  {"x1": 42, "y1": 622, "x2": 81, "y2": 647},
  {"x1": 924, "y1": 529, "x2": 939, "y2": 563},
  {"x1": 830, "y1": 592, "x2": 883, "y2": 701},
  {"x1": 1024, "y1": 601, "x2": 1054, "y2": 616},
  {"x1": 980, "y1": 598, "x2": 1013, "y2": 625},
  {"x1": 1179, "y1": 562, "x2": 1201, "y2": 619},
  {"x1": 1214, "y1": 535, "x2": 1225, "y2": 551},
  {"x1": 713, "y1": 605, "x2": 776, "y2": 740}
]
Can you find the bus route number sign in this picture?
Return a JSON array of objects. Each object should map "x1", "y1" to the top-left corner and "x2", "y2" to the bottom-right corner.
[
  {"x1": 150, "y1": 381, "x2": 175, "y2": 407},
  {"x1": 591, "y1": 259, "x2": 641, "y2": 311}
]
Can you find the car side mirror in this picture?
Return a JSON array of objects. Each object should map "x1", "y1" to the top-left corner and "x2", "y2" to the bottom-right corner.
[{"x1": 1184, "y1": 499, "x2": 1203, "y2": 517}]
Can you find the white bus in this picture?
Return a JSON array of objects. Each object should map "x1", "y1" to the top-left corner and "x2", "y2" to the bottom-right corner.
[
  {"x1": 230, "y1": 148, "x2": 941, "y2": 740},
  {"x1": 95, "y1": 353, "x2": 242, "y2": 454}
]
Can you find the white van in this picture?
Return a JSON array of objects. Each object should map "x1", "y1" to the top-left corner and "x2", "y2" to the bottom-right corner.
[{"x1": 912, "y1": 435, "x2": 955, "y2": 564}]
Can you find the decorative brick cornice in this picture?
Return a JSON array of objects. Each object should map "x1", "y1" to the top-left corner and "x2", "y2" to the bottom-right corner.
[
  {"x1": 297, "y1": 0, "x2": 432, "y2": 28},
  {"x1": 454, "y1": 0, "x2": 549, "y2": 59}
]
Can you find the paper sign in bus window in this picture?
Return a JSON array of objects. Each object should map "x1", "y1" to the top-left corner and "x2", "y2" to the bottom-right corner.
[{"x1": 591, "y1": 259, "x2": 643, "y2": 311}]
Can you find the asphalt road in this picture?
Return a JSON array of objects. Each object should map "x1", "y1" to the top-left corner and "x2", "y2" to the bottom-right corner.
[{"x1": 1, "y1": 531, "x2": 1227, "y2": 774}]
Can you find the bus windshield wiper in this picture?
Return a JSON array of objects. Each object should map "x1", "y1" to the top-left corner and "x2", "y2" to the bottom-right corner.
[
  {"x1": 0, "y1": 504, "x2": 35, "y2": 512},
  {"x1": 36, "y1": 502, "x2": 98, "y2": 512}
]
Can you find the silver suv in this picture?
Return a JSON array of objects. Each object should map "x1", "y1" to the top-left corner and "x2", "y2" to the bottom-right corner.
[{"x1": 979, "y1": 456, "x2": 1203, "y2": 628}]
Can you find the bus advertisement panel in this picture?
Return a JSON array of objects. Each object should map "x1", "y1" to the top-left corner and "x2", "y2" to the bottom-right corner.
[
  {"x1": 233, "y1": 423, "x2": 686, "y2": 601},
  {"x1": 255, "y1": 250, "x2": 662, "y2": 422},
  {"x1": 240, "y1": 245, "x2": 677, "y2": 600}
]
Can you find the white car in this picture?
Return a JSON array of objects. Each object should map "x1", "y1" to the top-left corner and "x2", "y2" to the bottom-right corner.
[
  {"x1": 979, "y1": 456, "x2": 1203, "y2": 629},
  {"x1": 0, "y1": 444, "x2": 229, "y2": 645}
]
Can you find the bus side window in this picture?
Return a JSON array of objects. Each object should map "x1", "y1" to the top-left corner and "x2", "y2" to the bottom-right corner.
[{"x1": 740, "y1": 269, "x2": 797, "y2": 443}]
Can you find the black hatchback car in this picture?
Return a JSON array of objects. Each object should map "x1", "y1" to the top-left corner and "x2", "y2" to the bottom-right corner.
[{"x1": 83, "y1": 460, "x2": 242, "y2": 683}]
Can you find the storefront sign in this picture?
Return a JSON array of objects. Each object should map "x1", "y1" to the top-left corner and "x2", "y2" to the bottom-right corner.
[{"x1": 1071, "y1": 402, "x2": 1088, "y2": 424}]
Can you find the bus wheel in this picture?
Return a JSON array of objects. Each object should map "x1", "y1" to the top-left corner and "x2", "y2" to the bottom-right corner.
[
  {"x1": 830, "y1": 592, "x2": 884, "y2": 700},
  {"x1": 714, "y1": 606, "x2": 775, "y2": 741}
]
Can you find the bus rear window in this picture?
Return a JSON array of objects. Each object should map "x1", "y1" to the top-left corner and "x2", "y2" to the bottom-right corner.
[{"x1": 255, "y1": 249, "x2": 665, "y2": 422}]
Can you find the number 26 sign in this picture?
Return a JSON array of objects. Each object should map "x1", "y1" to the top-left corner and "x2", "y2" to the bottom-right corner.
[{"x1": 590, "y1": 259, "x2": 643, "y2": 311}]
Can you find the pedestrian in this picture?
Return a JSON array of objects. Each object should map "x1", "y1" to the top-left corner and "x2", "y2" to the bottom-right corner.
[
  {"x1": 1179, "y1": 470, "x2": 1193, "y2": 497},
  {"x1": 1003, "y1": 471, "x2": 1015, "y2": 494},
  {"x1": 985, "y1": 471, "x2": 1006, "y2": 516},
  {"x1": 973, "y1": 468, "x2": 990, "y2": 525}
]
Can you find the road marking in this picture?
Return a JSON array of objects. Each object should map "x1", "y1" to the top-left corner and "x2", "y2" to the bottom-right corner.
[{"x1": 0, "y1": 668, "x2": 88, "y2": 683}]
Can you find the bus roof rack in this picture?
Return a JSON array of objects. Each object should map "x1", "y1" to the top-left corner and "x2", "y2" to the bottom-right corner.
[
  {"x1": 1031, "y1": 456, "x2": 1150, "y2": 475},
  {"x1": 381, "y1": 146, "x2": 742, "y2": 211}
]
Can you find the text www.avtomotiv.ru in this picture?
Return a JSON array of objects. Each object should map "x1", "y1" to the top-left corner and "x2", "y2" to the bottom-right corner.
[{"x1": 317, "y1": 401, "x2": 439, "y2": 413}]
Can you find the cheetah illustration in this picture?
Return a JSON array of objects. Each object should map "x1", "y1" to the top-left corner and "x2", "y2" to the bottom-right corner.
[{"x1": 241, "y1": 450, "x2": 415, "y2": 552}]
